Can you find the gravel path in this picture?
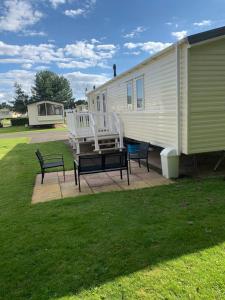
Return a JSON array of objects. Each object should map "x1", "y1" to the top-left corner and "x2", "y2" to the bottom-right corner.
[{"x1": 0, "y1": 130, "x2": 69, "y2": 143}]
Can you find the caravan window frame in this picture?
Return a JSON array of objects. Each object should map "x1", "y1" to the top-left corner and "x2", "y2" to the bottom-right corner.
[
  {"x1": 126, "y1": 80, "x2": 133, "y2": 110},
  {"x1": 96, "y1": 95, "x2": 101, "y2": 112},
  {"x1": 37, "y1": 102, "x2": 63, "y2": 116},
  {"x1": 135, "y1": 76, "x2": 145, "y2": 110}
]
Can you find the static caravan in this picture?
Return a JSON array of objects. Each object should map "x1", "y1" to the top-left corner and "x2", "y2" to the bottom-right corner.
[
  {"x1": 0, "y1": 108, "x2": 12, "y2": 120},
  {"x1": 84, "y1": 26, "x2": 225, "y2": 178},
  {"x1": 27, "y1": 100, "x2": 64, "y2": 126}
]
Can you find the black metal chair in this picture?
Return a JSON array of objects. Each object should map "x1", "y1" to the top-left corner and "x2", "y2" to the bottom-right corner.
[
  {"x1": 35, "y1": 149, "x2": 65, "y2": 184},
  {"x1": 74, "y1": 150, "x2": 129, "y2": 192},
  {"x1": 127, "y1": 142, "x2": 150, "y2": 174}
]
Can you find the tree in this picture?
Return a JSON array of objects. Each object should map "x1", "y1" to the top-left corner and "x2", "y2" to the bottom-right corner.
[
  {"x1": 75, "y1": 100, "x2": 88, "y2": 106},
  {"x1": 64, "y1": 98, "x2": 76, "y2": 109},
  {"x1": 11, "y1": 83, "x2": 29, "y2": 114},
  {"x1": 31, "y1": 71, "x2": 74, "y2": 105},
  {"x1": 0, "y1": 102, "x2": 12, "y2": 109}
]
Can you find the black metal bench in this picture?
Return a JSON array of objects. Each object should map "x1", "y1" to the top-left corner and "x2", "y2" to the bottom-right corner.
[
  {"x1": 35, "y1": 149, "x2": 65, "y2": 184},
  {"x1": 74, "y1": 150, "x2": 129, "y2": 191}
]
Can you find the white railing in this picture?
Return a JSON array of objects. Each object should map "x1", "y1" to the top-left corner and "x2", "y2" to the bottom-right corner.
[
  {"x1": 65, "y1": 109, "x2": 123, "y2": 151},
  {"x1": 89, "y1": 113, "x2": 99, "y2": 151},
  {"x1": 110, "y1": 112, "x2": 124, "y2": 149}
]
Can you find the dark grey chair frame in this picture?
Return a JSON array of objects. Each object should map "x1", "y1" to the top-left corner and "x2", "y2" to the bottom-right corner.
[
  {"x1": 35, "y1": 149, "x2": 65, "y2": 184},
  {"x1": 74, "y1": 150, "x2": 129, "y2": 192},
  {"x1": 127, "y1": 142, "x2": 150, "y2": 174}
]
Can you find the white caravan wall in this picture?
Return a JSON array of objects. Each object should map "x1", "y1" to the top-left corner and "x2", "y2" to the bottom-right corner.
[{"x1": 90, "y1": 47, "x2": 180, "y2": 149}]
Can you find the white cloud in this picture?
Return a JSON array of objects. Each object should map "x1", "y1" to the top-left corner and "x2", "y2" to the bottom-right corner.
[
  {"x1": 64, "y1": 41, "x2": 117, "y2": 61},
  {"x1": 0, "y1": 0, "x2": 43, "y2": 32},
  {"x1": 0, "y1": 41, "x2": 68, "y2": 66},
  {"x1": 96, "y1": 44, "x2": 116, "y2": 51},
  {"x1": 57, "y1": 60, "x2": 95, "y2": 69},
  {"x1": 65, "y1": 71, "x2": 109, "y2": 98},
  {"x1": 91, "y1": 38, "x2": 100, "y2": 44},
  {"x1": 123, "y1": 26, "x2": 146, "y2": 38},
  {"x1": 193, "y1": 20, "x2": 212, "y2": 27},
  {"x1": 171, "y1": 30, "x2": 187, "y2": 40},
  {"x1": 0, "y1": 91, "x2": 13, "y2": 103},
  {"x1": 64, "y1": 9, "x2": 85, "y2": 17},
  {"x1": 0, "y1": 69, "x2": 35, "y2": 103},
  {"x1": 0, "y1": 69, "x2": 110, "y2": 102},
  {"x1": 124, "y1": 41, "x2": 171, "y2": 54},
  {"x1": 22, "y1": 63, "x2": 32, "y2": 69},
  {"x1": 0, "y1": 40, "x2": 117, "y2": 68},
  {"x1": 64, "y1": 0, "x2": 97, "y2": 18},
  {"x1": 21, "y1": 30, "x2": 47, "y2": 37},
  {"x1": 49, "y1": 0, "x2": 66, "y2": 9}
]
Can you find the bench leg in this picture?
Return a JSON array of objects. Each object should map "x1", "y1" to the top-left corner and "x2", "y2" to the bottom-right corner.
[
  {"x1": 127, "y1": 167, "x2": 130, "y2": 185},
  {"x1": 41, "y1": 170, "x2": 45, "y2": 184},
  {"x1": 146, "y1": 157, "x2": 150, "y2": 172},
  {"x1": 129, "y1": 158, "x2": 132, "y2": 174},
  {"x1": 74, "y1": 161, "x2": 77, "y2": 185},
  {"x1": 78, "y1": 174, "x2": 81, "y2": 192},
  {"x1": 120, "y1": 169, "x2": 123, "y2": 180},
  {"x1": 63, "y1": 165, "x2": 65, "y2": 182},
  {"x1": 138, "y1": 159, "x2": 141, "y2": 168}
]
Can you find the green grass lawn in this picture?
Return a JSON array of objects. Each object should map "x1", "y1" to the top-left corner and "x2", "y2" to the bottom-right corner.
[
  {"x1": 0, "y1": 138, "x2": 225, "y2": 300},
  {"x1": 0, "y1": 125, "x2": 67, "y2": 134}
]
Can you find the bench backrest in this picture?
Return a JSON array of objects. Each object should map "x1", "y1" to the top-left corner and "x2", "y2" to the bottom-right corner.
[
  {"x1": 35, "y1": 149, "x2": 44, "y2": 168},
  {"x1": 78, "y1": 151, "x2": 127, "y2": 173}
]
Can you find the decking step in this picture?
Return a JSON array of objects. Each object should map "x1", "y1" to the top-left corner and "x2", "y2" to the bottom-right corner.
[
  {"x1": 94, "y1": 147, "x2": 122, "y2": 152},
  {"x1": 92, "y1": 142, "x2": 116, "y2": 147}
]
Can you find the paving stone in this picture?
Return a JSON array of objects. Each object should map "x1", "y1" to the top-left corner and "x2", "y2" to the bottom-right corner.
[
  {"x1": 60, "y1": 181, "x2": 92, "y2": 197},
  {"x1": 92, "y1": 184, "x2": 122, "y2": 193},
  {"x1": 118, "y1": 180, "x2": 149, "y2": 190},
  {"x1": 109, "y1": 173, "x2": 140, "y2": 183},
  {"x1": 85, "y1": 176, "x2": 114, "y2": 187},
  {"x1": 32, "y1": 168, "x2": 173, "y2": 204},
  {"x1": 32, "y1": 183, "x2": 61, "y2": 204}
]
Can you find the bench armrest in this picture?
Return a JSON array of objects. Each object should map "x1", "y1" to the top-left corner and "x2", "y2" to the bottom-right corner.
[
  {"x1": 43, "y1": 154, "x2": 64, "y2": 160},
  {"x1": 74, "y1": 159, "x2": 79, "y2": 167}
]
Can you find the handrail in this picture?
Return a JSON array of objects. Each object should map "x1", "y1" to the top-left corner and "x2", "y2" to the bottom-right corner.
[
  {"x1": 66, "y1": 110, "x2": 123, "y2": 152},
  {"x1": 89, "y1": 113, "x2": 99, "y2": 151},
  {"x1": 111, "y1": 112, "x2": 124, "y2": 149}
]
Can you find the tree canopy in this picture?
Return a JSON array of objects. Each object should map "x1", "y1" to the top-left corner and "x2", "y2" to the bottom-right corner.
[
  {"x1": 11, "y1": 83, "x2": 29, "y2": 114},
  {"x1": 31, "y1": 71, "x2": 74, "y2": 106}
]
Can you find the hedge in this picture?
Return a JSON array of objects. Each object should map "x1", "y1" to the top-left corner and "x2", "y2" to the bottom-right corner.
[{"x1": 11, "y1": 118, "x2": 29, "y2": 126}]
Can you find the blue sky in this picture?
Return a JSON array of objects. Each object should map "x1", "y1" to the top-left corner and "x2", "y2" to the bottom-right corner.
[{"x1": 1, "y1": 0, "x2": 225, "y2": 103}]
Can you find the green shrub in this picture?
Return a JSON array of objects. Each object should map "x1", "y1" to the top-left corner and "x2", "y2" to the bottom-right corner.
[{"x1": 11, "y1": 118, "x2": 29, "y2": 126}]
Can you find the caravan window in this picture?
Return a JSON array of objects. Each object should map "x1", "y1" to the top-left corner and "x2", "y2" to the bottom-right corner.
[
  {"x1": 38, "y1": 103, "x2": 63, "y2": 116},
  {"x1": 46, "y1": 103, "x2": 63, "y2": 115},
  {"x1": 127, "y1": 81, "x2": 133, "y2": 109},
  {"x1": 96, "y1": 95, "x2": 101, "y2": 111},
  {"x1": 136, "y1": 77, "x2": 144, "y2": 110},
  {"x1": 38, "y1": 103, "x2": 46, "y2": 116}
]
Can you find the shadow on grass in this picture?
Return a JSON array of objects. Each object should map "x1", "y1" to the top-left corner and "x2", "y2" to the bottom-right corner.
[{"x1": 0, "y1": 139, "x2": 225, "y2": 299}]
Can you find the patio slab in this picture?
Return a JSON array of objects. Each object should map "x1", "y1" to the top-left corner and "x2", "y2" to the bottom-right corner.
[{"x1": 32, "y1": 163, "x2": 173, "y2": 204}]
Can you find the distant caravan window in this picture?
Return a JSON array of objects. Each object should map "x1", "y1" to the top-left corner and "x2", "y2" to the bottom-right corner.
[
  {"x1": 127, "y1": 81, "x2": 133, "y2": 109},
  {"x1": 38, "y1": 103, "x2": 46, "y2": 116},
  {"x1": 38, "y1": 103, "x2": 63, "y2": 116},
  {"x1": 46, "y1": 103, "x2": 63, "y2": 115},
  {"x1": 136, "y1": 78, "x2": 144, "y2": 110}
]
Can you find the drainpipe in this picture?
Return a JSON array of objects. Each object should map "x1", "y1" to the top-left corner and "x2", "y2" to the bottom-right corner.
[{"x1": 175, "y1": 43, "x2": 181, "y2": 155}]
